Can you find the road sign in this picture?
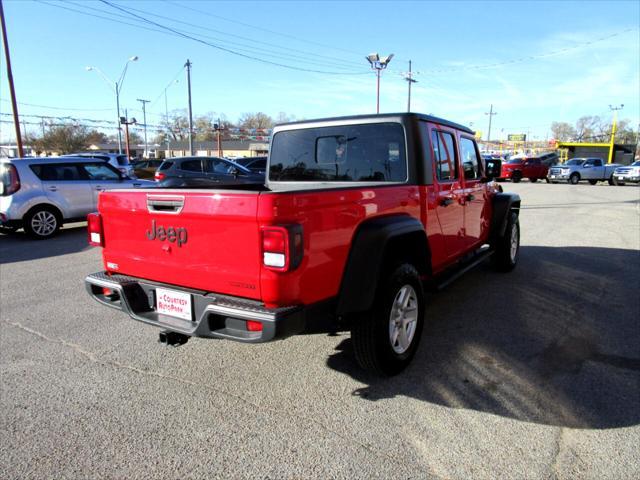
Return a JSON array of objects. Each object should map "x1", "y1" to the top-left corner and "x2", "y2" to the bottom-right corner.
[{"x1": 508, "y1": 134, "x2": 527, "y2": 141}]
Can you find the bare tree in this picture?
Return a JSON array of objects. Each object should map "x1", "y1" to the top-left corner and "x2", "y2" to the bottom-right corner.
[
  {"x1": 238, "y1": 112, "x2": 274, "y2": 129},
  {"x1": 27, "y1": 123, "x2": 102, "y2": 154},
  {"x1": 550, "y1": 122, "x2": 576, "y2": 142}
]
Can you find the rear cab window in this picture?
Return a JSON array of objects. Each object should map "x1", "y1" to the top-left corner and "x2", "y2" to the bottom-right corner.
[{"x1": 269, "y1": 123, "x2": 407, "y2": 182}]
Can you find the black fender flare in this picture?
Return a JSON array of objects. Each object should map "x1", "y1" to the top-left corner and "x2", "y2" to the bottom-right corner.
[
  {"x1": 490, "y1": 192, "x2": 521, "y2": 245},
  {"x1": 336, "y1": 215, "x2": 428, "y2": 315}
]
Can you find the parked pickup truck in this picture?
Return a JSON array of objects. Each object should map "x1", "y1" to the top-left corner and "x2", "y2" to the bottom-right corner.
[
  {"x1": 85, "y1": 113, "x2": 521, "y2": 375},
  {"x1": 548, "y1": 157, "x2": 618, "y2": 185},
  {"x1": 613, "y1": 160, "x2": 640, "y2": 185}
]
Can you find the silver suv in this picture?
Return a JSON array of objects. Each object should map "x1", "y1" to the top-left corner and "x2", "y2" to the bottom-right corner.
[
  {"x1": 68, "y1": 152, "x2": 135, "y2": 177},
  {"x1": 0, "y1": 157, "x2": 154, "y2": 239}
]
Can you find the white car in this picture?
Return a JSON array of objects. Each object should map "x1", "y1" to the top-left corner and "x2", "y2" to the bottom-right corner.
[
  {"x1": 1, "y1": 156, "x2": 153, "y2": 239},
  {"x1": 613, "y1": 160, "x2": 640, "y2": 185},
  {"x1": 68, "y1": 152, "x2": 135, "y2": 177}
]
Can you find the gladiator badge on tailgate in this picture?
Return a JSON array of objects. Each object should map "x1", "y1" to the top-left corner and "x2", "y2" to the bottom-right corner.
[{"x1": 146, "y1": 219, "x2": 188, "y2": 247}]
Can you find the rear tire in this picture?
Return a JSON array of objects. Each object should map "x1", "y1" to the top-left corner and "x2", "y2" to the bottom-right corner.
[
  {"x1": 492, "y1": 211, "x2": 520, "y2": 272},
  {"x1": 512, "y1": 171, "x2": 522, "y2": 183},
  {"x1": 23, "y1": 206, "x2": 61, "y2": 239},
  {"x1": 351, "y1": 263, "x2": 425, "y2": 376},
  {"x1": 608, "y1": 175, "x2": 616, "y2": 186},
  {"x1": 530, "y1": 178, "x2": 538, "y2": 183},
  {"x1": 569, "y1": 173, "x2": 580, "y2": 185}
]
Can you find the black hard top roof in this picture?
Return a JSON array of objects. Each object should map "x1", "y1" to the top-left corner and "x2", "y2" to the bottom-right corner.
[{"x1": 275, "y1": 112, "x2": 474, "y2": 135}]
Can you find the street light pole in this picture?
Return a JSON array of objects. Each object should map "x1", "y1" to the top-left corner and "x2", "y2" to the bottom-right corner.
[
  {"x1": 86, "y1": 56, "x2": 138, "y2": 154},
  {"x1": 185, "y1": 59, "x2": 194, "y2": 156},
  {"x1": 366, "y1": 53, "x2": 394, "y2": 114},
  {"x1": 608, "y1": 104, "x2": 624, "y2": 164}
]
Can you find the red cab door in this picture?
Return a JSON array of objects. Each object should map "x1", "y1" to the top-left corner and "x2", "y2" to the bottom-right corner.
[
  {"x1": 459, "y1": 135, "x2": 490, "y2": 248},
  {"x1": 429, "y1": 126, "x2": 466, "y2": 259}
]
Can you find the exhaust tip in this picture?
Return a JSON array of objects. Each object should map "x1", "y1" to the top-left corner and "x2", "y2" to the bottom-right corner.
[{"x1": 158, "y1": 330, "x2": 190, "y2": 347}]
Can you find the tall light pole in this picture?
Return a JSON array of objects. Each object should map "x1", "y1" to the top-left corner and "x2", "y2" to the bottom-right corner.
[
  {"x1": 136, "y1": 98, "x2": 150, "y2": 158},
  {"x1": 366, "y1": 53, "x2": 394, "y2": 114},
  {"x1": 485, "y1": 104, "x2": 497, "y2": 142},
  {"x1": 608, "y1": 104, "x2": 624, "y2": 164},
  {"x1": 86, "y1": 56, "x2": 139, "y2": 154},
  {"x1": 402, "y1": 60, "x2": 418, "y2": 112},
  {"x1": 185, "y1": 59, "x2": 194, "y2": 156}
]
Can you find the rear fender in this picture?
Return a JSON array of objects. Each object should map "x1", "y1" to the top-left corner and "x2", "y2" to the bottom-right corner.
[{"x1": 336, "y1": 215, "x2": 430, "y2": 315}]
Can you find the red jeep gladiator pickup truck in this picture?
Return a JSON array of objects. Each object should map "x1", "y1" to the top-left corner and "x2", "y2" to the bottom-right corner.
[{"x1": 85, "y1": 113, "x2": 520, "y2": 375}]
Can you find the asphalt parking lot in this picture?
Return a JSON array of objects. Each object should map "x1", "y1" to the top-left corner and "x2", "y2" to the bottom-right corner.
[{"x1": 1, "y1": 182, "x2": 639, "y2": 479}]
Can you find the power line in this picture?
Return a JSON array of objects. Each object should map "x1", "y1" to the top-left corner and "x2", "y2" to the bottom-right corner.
[
  {"x1": 89, "y1": 1, "x2": 364, "y2": 70},
  {"x1": 0, "y1": 98, "x2": 113, "y2": 112},
  {"x1": 96, "y1": 0, "x2": 369, "y2": 75}
]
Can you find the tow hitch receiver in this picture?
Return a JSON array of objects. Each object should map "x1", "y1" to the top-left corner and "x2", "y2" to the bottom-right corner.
[{"x1": 158, "y1": 330, "x2": 190, "y2": 347}]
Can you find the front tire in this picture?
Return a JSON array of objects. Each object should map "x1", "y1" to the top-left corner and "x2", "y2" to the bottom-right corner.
[
  {"x1": 23, "y1": 206, "x2": 61, "y2": 239},
  {"x1": 351, "y1": 263, "x2": 425, "y2": 376},
  {"x1": 511, "y1": 171, "x2": 522, "y2": 183},
  {"x1": 492, "y1": 211, "x2": 520, "y2": 272},
  {"x1": 569, "y1": 173, "x2": 580, "y2": 185},
  {"x1": 608, "y1": 175, "x2": 616, "y2": 186}
]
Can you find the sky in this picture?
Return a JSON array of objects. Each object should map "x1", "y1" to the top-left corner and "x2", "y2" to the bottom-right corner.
[{"x1": 1, "y1": 0, "x2": 639, "y2": 143}]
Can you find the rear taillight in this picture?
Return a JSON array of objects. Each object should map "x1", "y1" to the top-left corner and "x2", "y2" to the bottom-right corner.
[
  {"x1": 1, "y1": 164, "x2": 20, "y2": 196},
  {"x1": 87, "y1": 212, "x2": 104, "y2": 247},
  {"x1": 261, "y1": 225, "x2": 303, "y2": 272},
  {"x1": 155, "y1": 172, "x2": 166, "y2": 181}
]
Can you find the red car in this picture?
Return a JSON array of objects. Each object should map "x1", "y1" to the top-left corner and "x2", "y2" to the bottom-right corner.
[
  {"x1": 85, "y1": 113, "x2": 521, "y2": 375},
  {"x1": 500, "y1": 157, "x2": 548, "y2": 182}
]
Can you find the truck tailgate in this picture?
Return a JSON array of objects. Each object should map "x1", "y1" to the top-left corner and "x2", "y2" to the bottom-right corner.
[{"x1": 99, "y1": 189, "x2": 262, "y2": 299}]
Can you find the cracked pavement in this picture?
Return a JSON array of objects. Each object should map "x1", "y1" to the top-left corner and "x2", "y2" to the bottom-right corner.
[{"x1": 1, "y1": 183, "x2": 639, "y2": 479}]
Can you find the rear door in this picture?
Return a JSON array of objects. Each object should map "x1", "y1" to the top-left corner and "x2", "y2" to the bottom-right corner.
[
  {"x1": 429, "y1": 126, "x2": 466, "y2": 258},
  {"x1": 80, "y1": 162, "x2": 130, "y2": 209},
  {"x1": 32, "y1": 163, "x2": 93, "y2": 218},
  {"x1": 458, "y1": 135, "x2": 488, "y2": 248}
]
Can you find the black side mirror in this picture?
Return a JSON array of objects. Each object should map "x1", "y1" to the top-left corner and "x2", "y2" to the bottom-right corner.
[{"x1": 484, "y1": 159, "x2": 502, "y2": 180}]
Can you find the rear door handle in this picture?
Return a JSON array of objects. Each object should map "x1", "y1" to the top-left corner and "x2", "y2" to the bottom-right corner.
[
  {"x1": 95, "y1": 186, "x2": 104, "y2": 191},
  {"x1": 48, "y1": 186, "x2": 57, "y2": 192}
]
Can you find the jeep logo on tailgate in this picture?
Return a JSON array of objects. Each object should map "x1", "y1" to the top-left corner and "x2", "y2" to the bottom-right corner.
[{"x1": 146, "y1": 219, "x2": 188, "y2": 247}]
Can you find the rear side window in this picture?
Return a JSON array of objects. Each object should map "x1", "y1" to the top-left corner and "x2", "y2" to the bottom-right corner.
[
  {"x1": 248, "y1": 159, "x2": 266, "y2": 170},
  {"x1": 179, "y1": 160, "x2": 203, "y2": 172},
  {"x1": 460, "y1": 137, "x2": 480, "y2": 180},
  {"x1": 116, "y1": 155, "x2": 129, "y2": 166},
  {"x1": 30, "y1": 164, "x2": 83, "y2": 181},
  {"x1": 269, "y1": 123, "x2": 407, "y2": 182},
  {"x1": 158, "y1": 161, "x2": 173, "y2": 171},
  {"x1": 80, "y1": 163, "x2": 120, "y2": 181},
  {"x1": 431, "y1": 130, "x2": 458, "y2": 181}
]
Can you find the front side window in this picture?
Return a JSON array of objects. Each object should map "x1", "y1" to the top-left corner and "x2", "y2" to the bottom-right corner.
[
  {"x1": 269, "y1": 123, "x2": 406, "y2": 182},
  {"x1": 460, "y1": 137, "x2": 480, "y2": 180},
  {"x1": 431, "y1": 130, "x2": 458, "y2": 181},
  {"x1": 81, "y1": 163, "x2": 121, "y2": 181}
]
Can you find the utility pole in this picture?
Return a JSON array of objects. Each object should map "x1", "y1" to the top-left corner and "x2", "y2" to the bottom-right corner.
[
  {"x1": 120, "y1": 110, "x2": 136, "y2": 160},
  {"x1": 403, "y1": 60, "x2": 418, "y2": 112},
  {"x1": 0, "y1": 0, "x2": 24, "y2": 157},
  {"x1": 185, "y1": 59, "x2": 194, "y2": 156},
  {"x1": 485, "y1": 104, "x2": 497, "y2": 143},
  {"x1": 216, "y1": 118, "x2": 223, "y2": 157},
  {"x1": 137, "y1": 98, "x2": 150, "y2": 158}
]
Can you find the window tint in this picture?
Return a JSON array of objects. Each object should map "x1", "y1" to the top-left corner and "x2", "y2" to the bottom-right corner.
[
  {"x1": 30, "y1": 164, "x2": 83, "y2": 181},
  {"x1": 205, "y1": 158, "x2": 233, "y2": 174},
  {"x1": 249, "y1": 159, "x2": 266, "y2": 170},
  {"x1": 431, "y1": 130, "x2": 458, "y2": 181},
  {"x1": 81, "y1": 163, "x2": 121, "y2": 181},
  {"x1": 460, "y1": 137, "x2": 480, "y2": 180},
  {"x1": 116, "y1": 155, "x2": 129, "y2": 166},
  {"x1": 179, "y1": 159, "x2": 203, "y2": 172},
  {"x1": 159, "y1": 161, "x2": 173, "y2": 171},
  {"x1": 269, "y1": 123, "x2": 406, "y2": 182}
]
